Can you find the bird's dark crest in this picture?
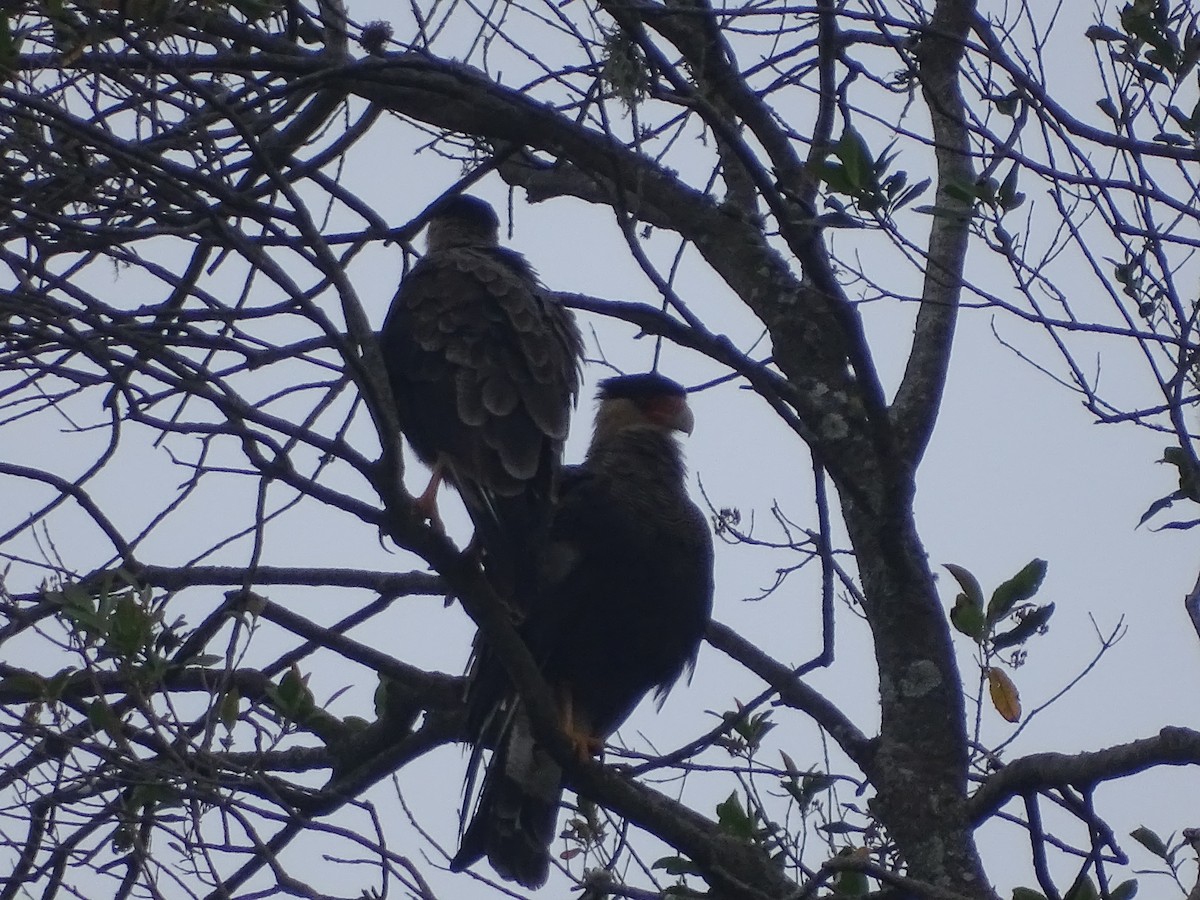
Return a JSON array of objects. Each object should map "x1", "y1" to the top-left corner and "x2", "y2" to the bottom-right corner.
[
  {"x1": 597, "y1": 371, "x2": 687, "y2": 401},
  {"x1": 432, "y1": 194, "x2": 501, "y2": 231}
]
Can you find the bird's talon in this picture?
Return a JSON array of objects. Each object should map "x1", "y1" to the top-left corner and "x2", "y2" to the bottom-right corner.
[{"x1": 564, "y1": 729, "x2": 604, "y2": 763}]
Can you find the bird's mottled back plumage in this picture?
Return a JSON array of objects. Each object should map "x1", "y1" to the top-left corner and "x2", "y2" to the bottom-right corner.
[
  {"x1": 380, "y1": 195, "x2": 583, "y2": 596},
  {"x1": 451, "y1": 372, "x2": 714, "y2": 889}
]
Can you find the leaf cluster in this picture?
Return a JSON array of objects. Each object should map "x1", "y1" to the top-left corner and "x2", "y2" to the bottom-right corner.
[
  {"x1": 814, "y1": 128, "x2": 929, "y2": 219},
  {"x1": 709, "y1": 702, "x2": 777, "y2": 758},
  {"x1": 946, "y1": 560, "x2": 1054, "y2": 651},
  {"x1": 1138, "y1": 446, "x2": 1200, "y2": 528},
  {"x1": 1089, "y1": 1, "x2": 1200, "y2": 143},
  {"x1": 946, "y1": 560, "x2": 1054, "y2": 723}
]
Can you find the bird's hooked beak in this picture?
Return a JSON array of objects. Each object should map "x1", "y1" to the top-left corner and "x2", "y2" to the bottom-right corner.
[{"x1": 674, "y1": 400, "x2": 695, "y2": 436}]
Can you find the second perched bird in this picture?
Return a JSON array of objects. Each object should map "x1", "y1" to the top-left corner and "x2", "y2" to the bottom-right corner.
[
  {"x1": 380, "y1": 195, "x2": 583, "y2": 597},
  {"x1": 451, "y1": 372, "x2": 715, "y2": 889}
]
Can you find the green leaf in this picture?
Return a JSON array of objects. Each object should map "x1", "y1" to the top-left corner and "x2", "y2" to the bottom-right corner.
[
  {"x1": 1145, "y1": 46, "x2": 1179, "y2": 73},
  {"x1": 779, "y1": 750, "x2": 800, "y2": 775},
  {"x1": 782, "y1": 771, "x2": 837, "y2": 809},
  {"x1": 993, "y1": 89, "x2": 1021, "y2": 116},
  {"x1": 998, "y1": 164, "x2": 1023, "y2": 210},
  {"x1": 653, "y1": 855, "x2": 703, "y2": 876},
  {"x1": 1097, "y1": 98, "x2": 1122, "y2": 122},
  {"x1": 87, "y1": 698, "x2": 123, "y2": 742},
  {"x1": 834, "y1": 867, "x2": 869, "y2": 895},
  {"x1": 1121, "y1": 3, "x2": 1158, "y2": 42},
  {"x1": 944, "y1": 563, "x2": 985, "y2": 607},
  {"x1": 987, "y1": 559, "x2": 1047, "y2": 622},
  {"x1": 892, "y1": 177, "x2": 931, "y2": 210},
  {"x1": 946, "y1": 563, "x2": 987, "y2": 641},
  {"x1": 734, "y1": 709, "x2": 776, "y2": 749},
  {"x1": 1130, "y1": 825, "x2": 1170, "y2": 859},
  {"x1": 836, "y1": 128, "x2": 873, "y2": 192},
  {"x1": 1132, "y1": 60, "x2": 1170, "y2": 85},
  {"x1": 881, "y1": 170, "x2": 907, "y2": 198},
  {"x1": 1064, "y1": 875, "x2": 1098, "y2": 900},
  {"x1": 107, "y1": 593, "x2": 152, "y2": 659},
  {"x1": 1110, "y1": 879, "x2": 1138, "y2": 900},
  {"x1": 873, "y1": 141, "x2": 900, "y2": 177},
  {"x1": 1012, "y1": 889, "x2": 1048, "y2": 900},
  {"x1": 1086, "y1": 24, "x2": 1127, "y2": 42},
  {"x1": 951, "y1": 595, "x2": 986, "y2": 641},
  {"x1": 219, "y1": 688, "x2": 240, "y2": 732},
  {"x1": 715, "y1": 792, "x2": 754, "y2": 840},
  {"x1": 913, "y1": 203, "x2": 974, "y2": 220},
  {"x1": 275, "y1": 666, "x2": 315, "y2": 723},
  {"x1": 857, "y1": 193, "x2": 883, "y2": 213},
  {"x1": 56, "y1": 583, "x2": 103, "y2": 632},
  {"x1": 991, "y1": 603, "x2": 1055, "y2": 649},
  {"x1": 816, "y1": 161, "x2": 855, "y2": 195},
  {"x1": 800, "y1": 772, "x2": 837, "y2": 800}
]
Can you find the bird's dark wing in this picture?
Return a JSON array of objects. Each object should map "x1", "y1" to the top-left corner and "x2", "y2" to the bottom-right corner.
[
  {"x1": 523, "y1": 434, "x2": 714, "y2": 737},
  {"x1": 381, "y1": 246, "x2": 580, "y2": 491},
  {"x1": 380, "y1": 245, "x2": 582, "y2": 595}
]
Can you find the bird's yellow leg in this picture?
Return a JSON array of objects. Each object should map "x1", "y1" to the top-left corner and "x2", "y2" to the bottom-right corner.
[
  {"x1": 556, "y1": 686, "x2": 603, "y2": 762},
  {"x1": 414, "y1": 463, "x2": 446, "y2": 532}
]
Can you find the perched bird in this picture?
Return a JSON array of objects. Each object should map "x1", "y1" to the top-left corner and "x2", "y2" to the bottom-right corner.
[
  {"x1": 451, "y1": 372, "x2": 715, "y2": 889},
  {"x1": 379, "y1": 195, "x2": 583, "y2": 597}
]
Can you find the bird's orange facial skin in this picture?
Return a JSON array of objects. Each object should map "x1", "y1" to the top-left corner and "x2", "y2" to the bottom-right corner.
[{"x1": 639, "y1": 394, "x2": 695, "y2": 435}]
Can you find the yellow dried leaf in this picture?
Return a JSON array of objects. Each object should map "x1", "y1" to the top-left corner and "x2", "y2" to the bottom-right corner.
[{"x1": 987, "y1": 668, "x2": 1021, "y2": 723}]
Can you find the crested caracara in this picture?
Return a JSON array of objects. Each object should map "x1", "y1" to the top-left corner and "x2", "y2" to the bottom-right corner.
[
  {"x1": 380, "y1": 195, "x2": 583, "y2": 597},
  {"x1": 451, "y1": 372, "x2": 714, "y2": 888}
]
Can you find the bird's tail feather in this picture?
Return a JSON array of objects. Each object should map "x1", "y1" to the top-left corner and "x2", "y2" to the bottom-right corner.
[
  {"x1": 451, "y1": 708, "x2": 562, "y2": 889},
  {"x1": 456, "y1": 470, "x2": 554, "y2": 613}
]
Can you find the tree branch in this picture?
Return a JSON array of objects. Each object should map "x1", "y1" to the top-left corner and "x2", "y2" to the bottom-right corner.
[
  {"x1": 890, "y1": 0, "x2": 975, "y2": 465},
  {"x1": 706, "y1": 620, "x2": 875, "y2": 772},
  {"x1": 969, "y1": 726, "x2": 1200, "y2": 823}
]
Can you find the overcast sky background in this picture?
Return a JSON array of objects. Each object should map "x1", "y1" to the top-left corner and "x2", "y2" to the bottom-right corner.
[{"x1": 3, "y1": 0, "x2": 1200, "y2": 896}]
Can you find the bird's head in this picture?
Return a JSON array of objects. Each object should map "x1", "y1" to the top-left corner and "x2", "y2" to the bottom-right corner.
[
  {"x1": 425, "y1": 194, "x2": 501, "y2": 252},
  {"x1": 591, "y1": 372, "x2": 695, "y2": 445}
]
